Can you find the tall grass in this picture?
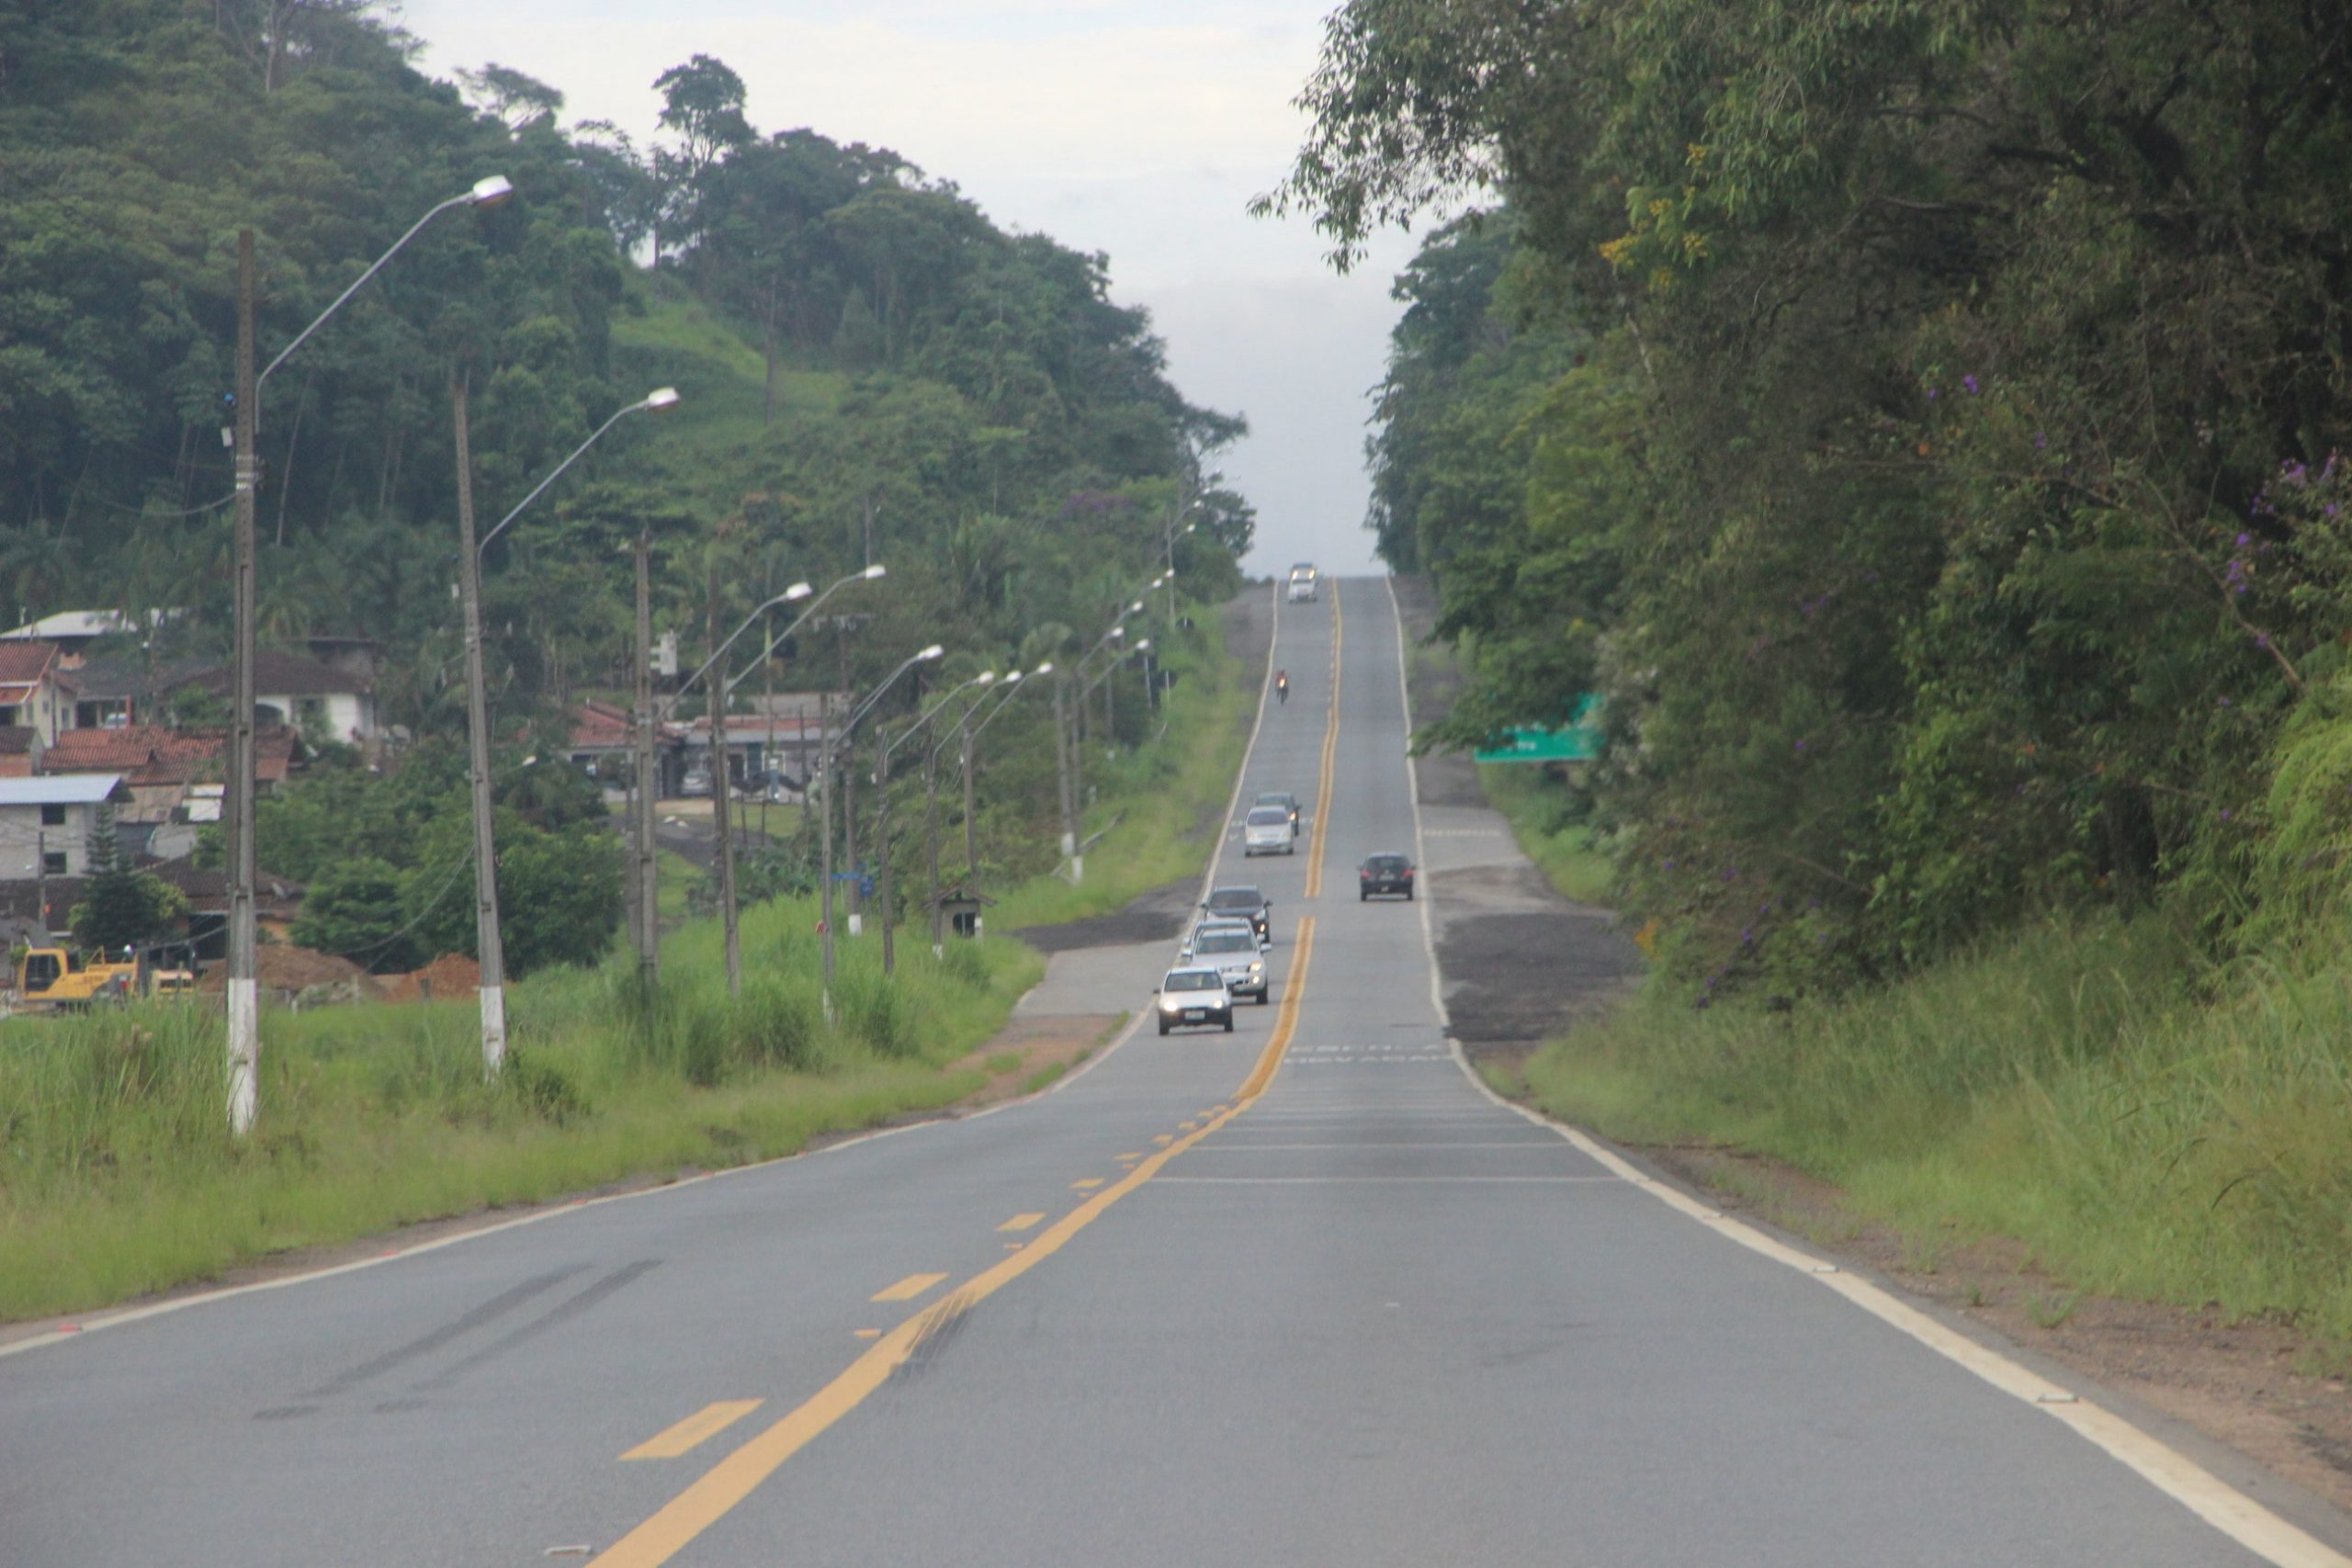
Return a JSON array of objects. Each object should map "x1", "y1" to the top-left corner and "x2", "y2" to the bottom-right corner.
[
  {"x1": 1526, "y1": 912, "x2": 2352, "y2": 1353},
  {"x1": 1476, "y1": 761, "x2": 1616, "y2": 904},
  {"x1": 0, "y1": 896, "x2": 1041, "y2": 1321}
]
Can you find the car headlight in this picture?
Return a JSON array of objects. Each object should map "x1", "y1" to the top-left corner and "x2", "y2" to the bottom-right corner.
[
  {"x1": 1160, "y1": 995, "x2": 1184, "y2": 1011},
  {"x1": 1250, "y1": 961, "x2": 1263, "y2": 972}
]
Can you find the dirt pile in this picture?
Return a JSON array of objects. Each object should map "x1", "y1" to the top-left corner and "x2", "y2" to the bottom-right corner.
[{"x1": 375, "y1": 953, "x2": 481, "y2": 1003}]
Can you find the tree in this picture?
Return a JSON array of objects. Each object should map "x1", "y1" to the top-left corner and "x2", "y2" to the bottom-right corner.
[
  {"x1": 289, "y1": 858, "x2": 418, "y2": 973},
  {"x1": 68, "y1": 810, "x2": 188, "y2": 953}
]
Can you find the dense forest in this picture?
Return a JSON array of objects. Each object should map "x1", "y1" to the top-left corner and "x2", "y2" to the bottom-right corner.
[
  {"x1": 1270, "y1": 0, "x2": 2352, "y2": 994},
  {"x1": 0, "y1": 0, "x2": 1250, "y2": 738}
]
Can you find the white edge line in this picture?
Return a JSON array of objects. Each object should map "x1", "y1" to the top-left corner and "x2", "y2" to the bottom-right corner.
[
  {"x1": 1380, "y1": 575, "x2": 2347, "y2": 1568},
  {"x1": 3, "y1": 584, "x2": 1293, "y2": 1363}
]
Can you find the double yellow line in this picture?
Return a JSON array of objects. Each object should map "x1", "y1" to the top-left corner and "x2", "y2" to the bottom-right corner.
[
  {"x1": 590, "y1": 919, "x2": 1318, "y2": 1568},
  {"x1": 1304, "y1": 586, "x2": 1342, "y2": 897}
]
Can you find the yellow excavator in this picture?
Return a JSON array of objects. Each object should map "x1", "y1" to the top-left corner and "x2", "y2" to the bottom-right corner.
[{"x1": 10, "y1": 946, "x2": 141, "y2": 1011}]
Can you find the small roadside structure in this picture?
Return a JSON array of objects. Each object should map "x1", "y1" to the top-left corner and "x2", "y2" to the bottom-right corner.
[{"x1": 939, "y1": 884, "x2": 995, "y2": 940}]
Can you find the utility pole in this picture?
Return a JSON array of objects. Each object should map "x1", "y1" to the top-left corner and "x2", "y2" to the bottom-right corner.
[
  {"x1": 633, "y1": 532, "x2": 659, "y2": 996},
  {"x1": 226, "y1": 230, "x2": 261, "y2": 1136},
  {"x1": 925, "y1": 745, "x2": 944, "y2": 957},
  {"x1": 961, "y1": 714, "x2": 978, "y2": 881},
  {"x1": 453, "y1": 373, "x2": 507, "y2": 1077},
  {"x1": 819, "y1": 727, "x2": 836, "y2": 1003},
  {"x1": 707, "y1": 569, "x2": 743, "y2": 996},
  {"x1": 1054, "y1": 672, "x2": 1080, "y2": 883},
  {"x1": 33, "y1": 830, "x2": 45, "y2": 944},
  {"x1": 877, "y1": 736, "x2": 897, "y2": 975}
]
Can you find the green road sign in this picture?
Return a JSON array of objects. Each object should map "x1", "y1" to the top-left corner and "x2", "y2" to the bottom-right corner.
[{"x1": 1474, "y1": 695, "x2": 1604, "y2": 764}]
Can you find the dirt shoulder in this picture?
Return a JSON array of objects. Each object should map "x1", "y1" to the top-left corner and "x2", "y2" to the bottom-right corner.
[{"x1": 1396, "y1": 573, "x2": 2352, "y2": 1524}]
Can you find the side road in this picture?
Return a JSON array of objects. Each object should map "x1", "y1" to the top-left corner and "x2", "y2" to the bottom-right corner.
[{"x1": 1390, "y1": 574, "x2": 2352, "y2": 1519}]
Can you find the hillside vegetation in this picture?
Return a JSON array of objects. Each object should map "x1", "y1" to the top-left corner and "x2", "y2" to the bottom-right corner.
[{"x1": 1271, "y1": 2, "x2": 2352, "y2": 1348}]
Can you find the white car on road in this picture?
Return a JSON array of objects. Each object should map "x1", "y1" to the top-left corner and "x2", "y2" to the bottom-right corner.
[{"x1": 1243, "y1": 805, "x2": 1295, "y2": 856}]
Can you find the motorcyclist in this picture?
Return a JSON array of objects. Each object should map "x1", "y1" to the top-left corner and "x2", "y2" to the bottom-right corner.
[{"x1": 1275, "y1": 669, "x2": 1289, "y2": 704}]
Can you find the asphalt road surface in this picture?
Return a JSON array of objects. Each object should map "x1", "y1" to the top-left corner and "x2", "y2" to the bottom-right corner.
[{"x1": 6, "y1": 578, "x2": 2348, "y2": 1567}]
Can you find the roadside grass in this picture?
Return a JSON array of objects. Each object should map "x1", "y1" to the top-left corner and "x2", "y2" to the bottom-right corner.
[
  {"x1": 0, "y1": 892, "x2": 1041, "y2": 1322},
  {"x1": 1523, "y1": 912, "x2": 2352, "y2": 1358},
  {"x1": 1475, "y1": 762, "x2": 1615, "y2": 904},
  {"x1": 0, "y1": 599, "x2": 1249, "y2": 1324}
]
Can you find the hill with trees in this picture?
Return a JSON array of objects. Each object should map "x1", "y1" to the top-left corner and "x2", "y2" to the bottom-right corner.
[{"x1": 1270, "y1": 0, "x2": 2352, "y2": 995}]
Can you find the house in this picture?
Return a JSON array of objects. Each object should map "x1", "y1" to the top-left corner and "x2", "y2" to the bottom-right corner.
[
  {"x1": 565, "y1": 700, "x2": 685, "y2": 795},
  {"x1": 0, "y1": 640, "x2": 67, "y2": 749},
  {"x1": 173, "y1": 650, "x2": 379, "y2": 749},
  {"x1": 39, "y1": 726, "x2": 296, "y2": 824},
  {"x1": 0, "y1": 728, "x2": 32, "y2": 780},
  {"x1": 0, "y1": 773, "x2": 132, "y2": 880}
]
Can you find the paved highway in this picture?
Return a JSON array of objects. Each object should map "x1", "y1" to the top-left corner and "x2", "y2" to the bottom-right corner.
[{"x1": 6, "y1": 577, "x2": 2347, "y2": 1566}]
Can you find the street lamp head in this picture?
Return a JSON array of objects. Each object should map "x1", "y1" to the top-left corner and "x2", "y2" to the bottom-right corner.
[
  {"x1": 1134, "y1": 638, "x2": 1152, "y2": 652},
  {"x1": 783, "y1": 581, "x2": 814, "y2": 603},
  {"x1": 862, "y1": 563, "x2": 888, "y2": 580},
  {"x1": 1001, "y1": 670, "x2": 1023, "y2": 684},
  {"x1": 1109, "y1": 626, "x2": 1126, "y2": 641},
  {"x1": 917, "y1": 644, "x2": 944, "y2": 661},
  {"x1": 1033, "y1": 661, "x2": 1055, "y2": 676},
  {"x1": 640, "y1": 386, "x2": 682, "y2": 412},
  {"x1": 975, "y1": 671, "x2": 997, "y2": 686},
  {"x1": 1128, "y1": 600, "x2": 1145, "y2": 614},
  {"x1": 469, "y1": 175, "x2": 516, "y2": 209}
]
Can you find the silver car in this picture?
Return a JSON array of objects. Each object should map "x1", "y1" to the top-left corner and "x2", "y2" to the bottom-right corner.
[
  {"x1": 1243, "y1": 805, "x2": 1295, "y2": 856},
  {"x1": 1182, "y1": 922, "x2": 1269, "y2": 1003}
]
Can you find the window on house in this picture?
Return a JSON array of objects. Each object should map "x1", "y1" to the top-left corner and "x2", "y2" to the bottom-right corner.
[
  {"x1": 0, "y1": 705, "x2": 17, "y2": 726},
  {"x1": 42, "y1": 852, "x2": 68, "y2": 877},
  {"x1": 40, "y1": 803, "x2": 66, "y2": 827}
]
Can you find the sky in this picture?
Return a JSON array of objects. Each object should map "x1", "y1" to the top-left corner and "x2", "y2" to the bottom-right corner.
[{"x1": 396, "y1": 0, "x2": 1425, "y2": 580}]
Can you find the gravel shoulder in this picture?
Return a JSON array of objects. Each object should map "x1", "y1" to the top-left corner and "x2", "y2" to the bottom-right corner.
[{"x1": 1392, "y1": 571, "x2": 2352, "y2": 1524}]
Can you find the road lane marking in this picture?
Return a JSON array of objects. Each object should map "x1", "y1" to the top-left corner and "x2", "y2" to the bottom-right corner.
[
  {"x1": 586, "y1": 917, "x2": 1318, "y2": 1568},
  {"x1": 996, "y1": 1213, "x2": 1046, "y2": 1232},
  {"x1": 1116, "y1": 1151, "x2": 1143, "y2": 1160},
  {"x1": 1158, "y1": 1176, "x2": 1623, "y2": 1185},
  {"x1": 869, "y1": 1273, "x2": 947, "y2": 1303},
  {"x1": 1069, "y1": 1179, "x2": 1104, "y2": 1190},
  {"x1": 1151, "y1": 1134, "x2": 1172, "y2": 1145},
  {"x1": 1377, "y1": 574, "x2": 2352, "y2": 1568},
  {"x1": 1182, "y1": 1141, "x2": 1567, "y2": 1150},
  {"x1": 1305, "y1": 583, "x2": 1342, "y2": 898},
  {"x1": 620, "y1": 1402, "x2": 763, "y2": 1461},
  {"x1": 854, "y1": 1328, "x2": 881, "y2": 1338}
]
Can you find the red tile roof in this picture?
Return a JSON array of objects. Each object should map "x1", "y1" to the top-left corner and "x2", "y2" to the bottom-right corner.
[
  {"x1": 40, "y1": 725, "x2": 296, "y2": 784},
  {"x1": 0, "y1": 641, "x2": 58, "y2": 685}
]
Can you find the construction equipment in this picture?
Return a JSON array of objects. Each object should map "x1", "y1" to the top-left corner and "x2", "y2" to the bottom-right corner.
[{"x1": 10, "y1": 947, "x2": 141, "y2": 1011}]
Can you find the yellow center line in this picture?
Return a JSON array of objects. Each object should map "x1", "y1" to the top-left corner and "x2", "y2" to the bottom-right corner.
[
  {"x1": 1304, "y1": 588, "x2": 1343, "y2": 897},
  {"x1": 619, "y1": 1401, "x2": 764, "y2": 1461},
  {"x1": 996, "y1": 1213, "x2": 1046, "y2": 1233},
  {"x1": 587, "y1": 917, "x2": 1320, "y2": 1568},
  {"x1": 869, "y1": 1272, "x2": 948, "y2": 1303},
  {"x1": 1069, "y1": 1178, "x2": 1104, "y2": 1190}
]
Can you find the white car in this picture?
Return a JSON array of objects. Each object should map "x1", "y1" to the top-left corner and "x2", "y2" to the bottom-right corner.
[
  {"x1": 1156, "y1": 966, "x2": 1235, "y2": 1034},
  {"x1": 1286, "y1": 574, "x2": 1317, "y2": 604},
  {"x1": 1243, "y1": 805, "x2": 1296, "y2": 856}
]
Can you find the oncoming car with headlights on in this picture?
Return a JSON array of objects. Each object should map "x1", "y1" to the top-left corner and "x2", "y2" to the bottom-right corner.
[
  {"x1": 1182, "y1": 921, "x2": 1269, "y2": 1004},
  {"x1": 1155, "y1": 966, "x2": 1235, "y2": 1034}
]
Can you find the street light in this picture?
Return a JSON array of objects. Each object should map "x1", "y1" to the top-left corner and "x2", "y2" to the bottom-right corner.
[
  {"x1": 455, "y1": 386, "x2": 682, "y2": 1077},
  {"x1": 820, "y1": 644, "x2": 944, "y2": 1009},
  {"x1": 640, "y1": 565, "x2": 883, "y2": 998},
  {"x1": 876, "y1": 671, "x2": 995, "y2": 975},
  {"x1": 225, "y1": 175, "x2": 512, "y2": 1138}
]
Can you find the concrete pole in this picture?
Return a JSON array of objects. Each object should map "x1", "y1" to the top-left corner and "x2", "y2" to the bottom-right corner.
[
  {"x1": 961, "y1": 715, "x2": 978, "y2": 881},
  {"x1": 1054, "y1": 673, "x2": 1081, "y2": 883},
  {"x1": 226, "y1": 229, "x2": 261, "y2": 1136},
  {"x1": 452, "y1": 373, "x2": 507, "y2": 1077},
  {"x1": 878, "y1": 739, "x2": 897, "y2": 976},
  {"x1": 708, "y1": 574, "x2": 742, "y2": 997},
  {"x1": 925, "y1": 746, "x2": 944, "y2": 958},
  {"x1": 633, "y1": 533, "x2": 659, "y2": 996},
  {"x1": 819, "y1": 733, "x2": 836, "y2": 1015}
]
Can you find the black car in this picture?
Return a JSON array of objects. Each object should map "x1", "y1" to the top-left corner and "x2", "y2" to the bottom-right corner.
[
  {"x1": 1202, "y1": 885, "x2": 1272, "y2": 944},
  {"x1": 1359, "y1": 852, "x2": 1415, "y2": 901}
]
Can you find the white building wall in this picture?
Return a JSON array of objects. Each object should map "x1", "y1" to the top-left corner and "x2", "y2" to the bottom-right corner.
[{"x1": 0, "y1": 801, "x2": 101, "y2": 878}]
